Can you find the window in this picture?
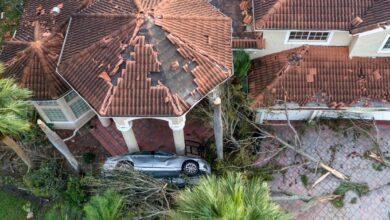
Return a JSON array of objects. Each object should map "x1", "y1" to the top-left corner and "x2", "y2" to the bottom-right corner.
[
  {"x1": 64, "y1": 91, "x2": 77, "y2": 102},
  {"x1": 36, "y1": 100, "x2": 59, "y2": 106},
  {"x1": 42, "y1": 108, "x2": 67, "y2": 122},
  {"x1": 288, "y1": 31, "x2": 330, "y2": 42},
  {"x1": 381, "y1": 37, "x2": 390, "y2": 51},
  {"x1": 70, "y1": 99, "x2": 90, "y2": 118}
]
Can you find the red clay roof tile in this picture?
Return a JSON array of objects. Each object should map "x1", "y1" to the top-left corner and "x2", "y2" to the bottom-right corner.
[
  {"x1": 253, "y1": 0, "x2": 376, "y2": 31},
  {"x1": 249, "y1": 46, "x2": 390, "y2": 108},
  {"x1": 0, "y1": 0, "x2": 91, "y2": 100},
  {"x1": 58, "y1": 0, "x2": 232, "y2": 117},
  {"x1": 352, "y1": 0, "x2": 390, "y2": 34}
]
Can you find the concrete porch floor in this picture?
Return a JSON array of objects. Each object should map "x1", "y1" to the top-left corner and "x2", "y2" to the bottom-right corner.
[{"x1": 89, "y1": 117, "x2": 214, "y2": 156}]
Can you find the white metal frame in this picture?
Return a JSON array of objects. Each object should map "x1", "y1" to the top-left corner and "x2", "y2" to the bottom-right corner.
[
  {"x1": 32, "y1": 90, "x2": 91, "y2": 124},
  {"x1": 284, "y1": 30, "x2": 334, "y2": 45},
  {"x1": 377, "y1": 34, "x2": 390, "y2": 53}
]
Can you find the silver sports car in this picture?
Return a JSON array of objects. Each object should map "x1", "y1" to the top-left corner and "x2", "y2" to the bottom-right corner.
[{"x1": 102, "y1": 151, "x2": 211, "y2": 176}]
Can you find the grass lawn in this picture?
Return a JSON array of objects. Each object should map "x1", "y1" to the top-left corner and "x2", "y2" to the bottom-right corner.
[{"x1": 0, "y1": 189, "x2": 50, "y2": 220}]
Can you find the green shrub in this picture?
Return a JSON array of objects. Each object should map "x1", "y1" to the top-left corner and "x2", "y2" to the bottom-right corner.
[
  {"x1": 84, "y1": 189, "x2": 126, "y2": 220},
  {"x1": 63, "y1": 177, "x2": 87, "y2": 207},
  {"x1": 45, "y1": 205, "x2": 83, "y2": 220},
  {"x1": 82, "y1": 152, "x2": 96, "y2": 164},
  {"x1": 23, "y1": 161, "x2": 65, "y2": 198},
  {"x1": 331, "y1": 181, "x2": 369, "y2": 208},
  {"x1": 170, "y1": 172, "x2": 290, "y2": 220}
]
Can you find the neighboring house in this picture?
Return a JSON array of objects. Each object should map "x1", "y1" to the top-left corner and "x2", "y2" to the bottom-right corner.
[
  {"x1": 0, "y1": 0, "x2": 232, "y2": 155},
  {"x1": 0, "y1": 0, "x2": 95, "y2": 129},
  {"x1": 248, "y1": 0, "x2": 390, "y2": 123}
]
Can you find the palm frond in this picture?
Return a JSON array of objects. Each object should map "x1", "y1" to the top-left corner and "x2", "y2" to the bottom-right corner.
[
  {"x1": 0, "y1": 71, "x2": 32, "y2": 137},
  {"x1": 170, "y1": 173, "x2": 290, "y2": 220}
]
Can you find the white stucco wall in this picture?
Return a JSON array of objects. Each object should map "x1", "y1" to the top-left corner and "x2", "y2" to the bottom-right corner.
[
  {"x1": 256, "y1": 108, "x2": 390, "y2": 124},
  {"x1": 349, "y1": 28, "x2": 390, "y2": 58},
  {"x1": 249, "y1": 30, "x2": 352, "y2": 59}
]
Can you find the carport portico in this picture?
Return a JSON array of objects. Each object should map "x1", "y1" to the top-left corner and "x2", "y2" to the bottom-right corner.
[{"x1": 99, "y1": 116, "x2": 187, "y2": 155}]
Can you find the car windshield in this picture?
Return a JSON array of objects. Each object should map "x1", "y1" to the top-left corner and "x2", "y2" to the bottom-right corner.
[
  {"x1": 155, "y1": 151, "x2": 174, "y2": 156},
  {"x1": 132, "y1": 151, "x2": 153, "y2": 156}
]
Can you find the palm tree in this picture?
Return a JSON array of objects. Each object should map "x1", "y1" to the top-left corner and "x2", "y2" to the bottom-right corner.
[
  {"x1": 0, "y1": 64, "x2": 33, "y2": 170},
  {"x1": 83, "y1": 189, "x2": 126, "y2": 220},
  {"x1": 170, "y1": 172, "x2": 290, "y2": 220},
  {"x1": 233, "y1": 50, "x2": 251, "y2": 80}
]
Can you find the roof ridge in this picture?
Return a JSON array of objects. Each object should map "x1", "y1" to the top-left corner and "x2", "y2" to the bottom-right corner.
[
  {"x1": 255, "y1": 0, "x2": 286, "y2": 29},
  {"x1": 60, "y1": 17, "x2": 137, "y2": 73},
  {"x1": 160, "y1": 15, "x2": 230, "y2": 21},
  {"x1": 165, "y1": 31, "x2": 228, "y2": 71},
  {"x1": 155, "y1": 0, "x2": 226, "y2": 17},
  {"x1": 72, "y1": 13, "x2": 137, "y2": 18}
]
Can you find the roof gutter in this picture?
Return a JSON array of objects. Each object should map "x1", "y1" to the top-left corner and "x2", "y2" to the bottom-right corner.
[{"x1": 57, "y1": 17, "x2": 72, "y2": 67}]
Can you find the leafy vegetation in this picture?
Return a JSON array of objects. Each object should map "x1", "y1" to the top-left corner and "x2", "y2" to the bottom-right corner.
[
  {"x1": 63, "y1": 176, "x2": 87, "y2": 207},
  {"x1": 233, "y1": 50, "x2": 251, "y2": 84},
  {"x1": 0, "y1": 0, "x2": 24, "y2": 45},
  {"x1": 300, "y1": 175, "x2": 309, "y2": 187},
  {"x1": 45, "y1": 205, "x2": 83, "y2": 220},
  {"x1": 84, "y1": 189, "x2": 126, "y2": 220},
  {"x1": 170, "y1": 172, "x2": 290, "y2": 220},
  {"x1": 331, "y1": 181, "x2": 369, "y2": 208},
  {"x1": 350, "y1": 197, "x2": 357, "y2": 204},
  {"x1": 82, "y1": 152, "x2": 96, "y2": 164},
  {"x1": 0, "y1": 70, "x2": 34, "y2": 170},
  {"x1": 23, "y1": 160, "x2": 66, "y2": 198}
]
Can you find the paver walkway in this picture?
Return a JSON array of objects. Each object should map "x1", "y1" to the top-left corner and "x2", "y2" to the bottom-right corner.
[{"x1": 262, "y1": 121, "x2": 390, "y2": 220}]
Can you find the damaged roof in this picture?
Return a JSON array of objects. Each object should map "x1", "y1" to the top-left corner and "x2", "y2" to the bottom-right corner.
[
  {"x1": 253, "y1": 0, "x2": 390, "y2": 33},
  {"x1": 58, "y1": 0, "x2": 232, "y2": 117},
  {"x1": 0, "y1": 0, "x2": 91, "y2": 100},
  {"x1": 249, "y1": 46, "x2": 390, "y2": 108}
]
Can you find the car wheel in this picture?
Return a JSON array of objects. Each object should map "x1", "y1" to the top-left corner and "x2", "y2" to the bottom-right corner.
[
  {"x1": 116, "y1": 161, "x2": 134, "y2": 171},
  {"x1": 182, "y1": 161, "x2": 199, "y2": 176}
]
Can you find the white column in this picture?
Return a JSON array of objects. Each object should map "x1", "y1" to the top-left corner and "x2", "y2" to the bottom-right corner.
[
  {"x1": 168, "y1": 116, "x2": 186, "y2": 155},
  {"x1": 98, "y1": 117, "x2": 112, "y2": 127},
  {"x1": 115, "y1": 121, "x2": 139, "y2": 153},
  {"x1": 208, "y1": 88, "x2": 224, "y2": 160}
]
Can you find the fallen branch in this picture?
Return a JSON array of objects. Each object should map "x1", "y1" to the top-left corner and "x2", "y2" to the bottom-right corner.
[
  {"x1": 349, "y1": 119, "x2": 390, "y2": 167},
  {"x1": 311, "y1": 172, "x2": 330, "y2": 189},
  {"x1": 238, "y1": 113, "x2": 348, "y2": 180}
]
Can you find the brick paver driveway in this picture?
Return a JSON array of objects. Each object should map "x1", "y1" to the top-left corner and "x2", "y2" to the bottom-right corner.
[{"x1": 262, "y1": 121, "x2": 390, "y2": 220}]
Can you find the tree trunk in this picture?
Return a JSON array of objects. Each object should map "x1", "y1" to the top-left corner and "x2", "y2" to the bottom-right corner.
[
  {"x1": 213, "y1": 97, "x2": 224, "y2": 160},
  {"x1": 37, "y1": 120, "x2": 80, "y2": 173},
  {"x1": 0, "y1": 135, "x2": 33, "y2": 171}
]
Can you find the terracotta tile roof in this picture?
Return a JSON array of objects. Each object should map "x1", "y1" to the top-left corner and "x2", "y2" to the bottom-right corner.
[
  {"x1": 155, "y1": 0, "x2": 224, "y2": 17},
  {"x1": 253, "y1": 0, "x2": 375, "y2": 30},
  {"x1": 155, "y1": 16, "x2": 232, "y2": 68},
  {"x1": 16, "y1": 0, "x2": 91, "y2": 41},
  {"x1": 232, "y1": 32, "x2": 266, "y2": 49},
  {"x1": 0, "y1": 0, "x2": 91, "y2": 100},
  {"x1": 352, "y1": 0, "x2": 390, "y2": 34},
  {"x1": 80, "y1": 0, "x2": 138, "y2": 14},
  {"x1": 58, "y1": 0, "x2": 232, "y2": 117},
  {"x1": 249, "y1": 46, "x2": 390, "y2": 108},
  {"x1": 232, "y1": 38, "x2": 265, "y2": 49}
]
